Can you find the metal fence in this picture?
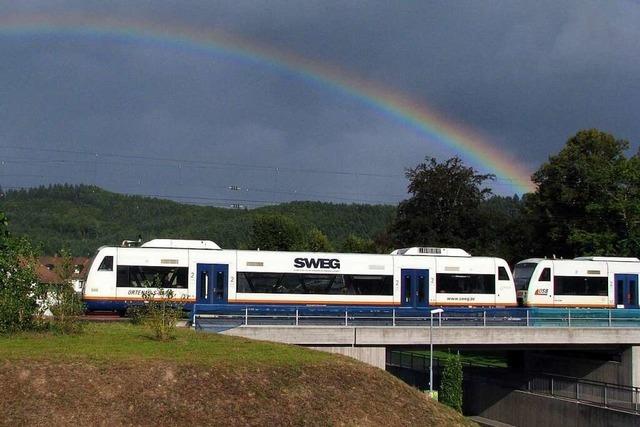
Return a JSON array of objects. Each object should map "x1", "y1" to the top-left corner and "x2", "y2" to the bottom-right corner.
[
  {"x1": 522, "y1": 373, "x2": 639, "y2": 413},
  {"x1": 387, "y1": 351, "x2": 640, "y2": 414},
  {"x1": 192, "y1": 305, "x2": 640, "y2": 329}
]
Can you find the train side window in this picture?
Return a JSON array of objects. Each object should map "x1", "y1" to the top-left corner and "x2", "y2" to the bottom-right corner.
[
  {"x1": 436, "y1": 273, "x2": 495, "y2": 294},
  {"x1": 417, "y1": 275, "x2": 426, "y2": 303},
  {"x1": 498, "y1": 267, "x2": 509, "y2": 281},
  {"x1": 404, "y1": 275, "x2": 411, "y2": 303},
  {"x1": 116, "y1": 266, "x2": 188, "y2": 288},
  {"x1": 200, "y1": 271, "x2": 208, "y2": 300},
  {"x1": 216, "y1": 271, "x2": 225, "y2": 297},
  {"x1": 538, "y1": 268, "x2": 551, "y2": 282},
  {"x1": 237, "y1": 272, "x2": 392, "y2": 295},
  {"x1": 555, "y1": 276, "x2": 608, "y2": 296},
  {"x1": 98, "y1": 256, "x2": 113, "y2": 271}
]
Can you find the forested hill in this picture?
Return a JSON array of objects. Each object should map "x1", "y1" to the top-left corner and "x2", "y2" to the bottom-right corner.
[{"x1": 0, "y1": 184, "x2": 395, "y2": 256}]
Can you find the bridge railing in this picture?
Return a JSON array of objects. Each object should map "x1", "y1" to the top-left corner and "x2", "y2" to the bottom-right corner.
[
  {"x1": 387, "y1": 351, "x2": 640, "y2": 414},
  {"x1": 192, "y1": 305, "x2": 640, "y2": 329}
]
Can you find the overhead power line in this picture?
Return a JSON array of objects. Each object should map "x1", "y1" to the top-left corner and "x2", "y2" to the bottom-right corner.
[
  {"x1": 0, "y1": 144, "x2": 402, "y2": 179},
  {"x1": 0, "y1": 144, "x2": 530, "y2": 185}
]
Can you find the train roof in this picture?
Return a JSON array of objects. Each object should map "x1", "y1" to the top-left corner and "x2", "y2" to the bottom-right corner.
[
  {"x1": 139, "y1": 239, "x2": 221, "y2": 250},
  {"x1": 574, "y1": 256, "x2": 640, "y2": 262},
  {"x1": 517, "y1": 256, "x2": 640, "y2": 264},
  {"x1": 516, "y1": 258, "x2": 545, "y2": 264},
  {"x1": 391, "y1": 247, "x2": 471, "y2": 257}
]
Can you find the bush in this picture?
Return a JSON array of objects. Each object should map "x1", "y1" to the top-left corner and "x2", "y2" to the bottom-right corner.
[
  {"x1": 440, "y1": 352, "x2": 463, "y2": 412},
  {"x1": 0, "y1": 215, "x2": 45, "y2": 334},
  {"x1": 48, "y1": 283, "x2": 85, "y2": 334},
  {"x1": 140, "y1": 287, "x2": 183, "y2": 341},
  {"x1": 126, "y1": 305, "x2": 146, "y2": 325},
  {"x1": 47, "y1": 249, "x2": 85, "y2": 334}
]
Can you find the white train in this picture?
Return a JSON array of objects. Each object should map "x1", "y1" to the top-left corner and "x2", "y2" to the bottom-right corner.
[
  {"x1": 82, "y1": 239, "x2": 517, "y2": 311},
  {"x1": 514, "y1": 257, "x2": 640, "y2": 308}
]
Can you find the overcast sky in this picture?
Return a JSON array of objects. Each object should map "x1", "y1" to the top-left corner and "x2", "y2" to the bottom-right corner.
[{"x1": 0, "y1": 1, "x2": 638, "y2": 206}]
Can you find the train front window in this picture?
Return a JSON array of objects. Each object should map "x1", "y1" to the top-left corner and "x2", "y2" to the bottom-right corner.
[
  {"x1": 514, "y1": 263, "x2": 537, "y2": 290},
  {"x1": 98, "y1": 256, "x2": 113, "y2": 271},
  {"x1": 538, "y1": 268, "x2": 551, "y2": 281}
]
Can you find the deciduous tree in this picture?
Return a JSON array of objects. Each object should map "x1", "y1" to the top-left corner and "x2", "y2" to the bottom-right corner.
[
  {"x1": 341, "y1": 234, "x2": 376, "y2": 253},
  {"x1": 389, "y1": 156, "x2": 494, "y2": 250},
  {"x1": 305, "y1": 228, "x2": 333, "y2": 252},
  {"x1": 249, "y1": 214, "x2": 304, "y2": 251},
  {"x1": 526, "y1": 129, "x2": 640, "y2": 257}
]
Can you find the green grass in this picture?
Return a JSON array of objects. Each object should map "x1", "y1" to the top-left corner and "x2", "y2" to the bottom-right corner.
[
  {"x1": 0, "y1": 323, "x2": 331, "y2": 366},
  {"x1": 405, "y1": 350, "x2": 508, "y2": 368}
]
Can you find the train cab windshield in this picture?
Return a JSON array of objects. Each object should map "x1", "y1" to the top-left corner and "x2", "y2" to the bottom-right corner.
[{"x1": 514, "y1": 262, "x2": 538, "y2": 290}]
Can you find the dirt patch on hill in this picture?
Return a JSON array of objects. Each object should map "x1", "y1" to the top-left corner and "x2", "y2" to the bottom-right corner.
[{"x1": 0, "y1": 358, "x2": 474, "y2": 426}]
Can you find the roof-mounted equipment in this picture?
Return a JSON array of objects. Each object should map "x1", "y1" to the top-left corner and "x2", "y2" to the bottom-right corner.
[
  {"x1": 574, "y1": 256, "x2": 640, "y2": 262},
  {"x1": 391, "y1": 247, "x2": 471, "y2": 257},
  {"x1": 140, "y1": 239, "x2": 221, "y2": 250}
]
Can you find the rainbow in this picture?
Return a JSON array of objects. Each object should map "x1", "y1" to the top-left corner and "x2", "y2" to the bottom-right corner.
[{"x1": 0, "y1": 14, "x2": 535, "y2": 193}]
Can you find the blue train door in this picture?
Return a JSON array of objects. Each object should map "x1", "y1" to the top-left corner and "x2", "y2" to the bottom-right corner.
[
  {"x1": 401, "y1": 269, "x2": 429, "y2": 308},
  {"x1": 196, "y1": 264, "x2": 228, "y2": 304},
  {"x1": 615, "y1": 274, "x2": 638, "y2": 308}
]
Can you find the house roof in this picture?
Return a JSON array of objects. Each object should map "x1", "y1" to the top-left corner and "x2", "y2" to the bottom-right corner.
[{"x1": 36, "y1": 256, "x2": 91, "y2": 284}]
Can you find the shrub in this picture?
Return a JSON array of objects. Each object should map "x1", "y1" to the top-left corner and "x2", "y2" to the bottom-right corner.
[
  {"x1": 0, "y1": 216, "x2": 44, "y2": 334},
  {"x1": 126, "y1": 305, "x2": 146, "y2": 325},
  {"x1": 140, "y1": 286, "x2": 183, "y2": 341},
  {"x1": 48, "y1": 283, "x2": 85, "y2": 334},
  {"x1": 48, "y1": 249, "x2": 85, "y2": 334},
  {"x1": 440, "y1": 352, "x2": 463, "y2": 412}
]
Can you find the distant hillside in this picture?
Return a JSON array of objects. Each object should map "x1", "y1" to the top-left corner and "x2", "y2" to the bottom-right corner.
[{"x1": 0, "y1": 184, "x2": 395, "y2": 256}]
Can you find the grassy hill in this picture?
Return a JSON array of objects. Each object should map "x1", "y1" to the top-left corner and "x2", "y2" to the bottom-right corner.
[
  {"x1": 0, "y1": 323, "x2": 474, "y2": 426},
  {"x1": 0, "y1": 184, "x2": 395, "y2": 256}
]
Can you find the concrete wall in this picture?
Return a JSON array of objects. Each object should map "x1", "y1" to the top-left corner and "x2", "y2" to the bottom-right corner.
[
  {"x1": 305, "y1": 346, "x2": 386, "y2": 369},
  {"x1": 523, "y1": 350, "x2": 627, "y2": 385},
  {"x1": 464, "y1": 379, "x2": 638, "y2": 427},
  {"x1": 622, "y1": 346, "x2": 640, "y2": 388},
  {"x1": 222, "y1": 325, "x2": 640, "y2": 346},
  {"x1": 522, "y1": 346, "x2": 640, "y2": 388}
]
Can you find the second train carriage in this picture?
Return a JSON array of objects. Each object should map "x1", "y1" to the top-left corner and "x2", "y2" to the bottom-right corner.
[
  {"x1": 514, "y1": 256, "x2": 640, "y2": 308},
  {"x1": 82, "y1": 239, "x2": 517, "y2": 311}
]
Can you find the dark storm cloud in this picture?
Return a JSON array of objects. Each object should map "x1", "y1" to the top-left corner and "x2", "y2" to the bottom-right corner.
[{"x1": 0, "y1": 0, "x2": 638, "y2": 204}]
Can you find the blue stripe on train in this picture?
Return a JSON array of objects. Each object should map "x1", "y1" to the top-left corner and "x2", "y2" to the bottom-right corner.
[{"x1": 84, "y1": 300, "x2": 194, "y2": 312}]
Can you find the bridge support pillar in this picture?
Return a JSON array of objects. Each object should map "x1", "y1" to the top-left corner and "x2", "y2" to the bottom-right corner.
[
  {"x1": 622, "y1": 346, "x2": 640, "y2": 388},
  {"x1": 305, "y1": 346, "x2": 386, "y2": 369}
]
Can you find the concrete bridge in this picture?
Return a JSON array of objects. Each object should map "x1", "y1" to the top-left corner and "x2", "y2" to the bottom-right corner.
[
  {"x1": 194, "y1": 307, "x2": 640, "y2": 426},
  {"x1": 219, "y1": 325, "x2": 640, "y2": 387},
  {"x1": 193, "y1": 306, "x2": 640, "y2": 388}
]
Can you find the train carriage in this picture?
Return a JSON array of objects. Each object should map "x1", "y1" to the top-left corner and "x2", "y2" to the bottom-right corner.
[
  {"x1": 82, "y1": 239, "x2": 517, "y2": 311},
  {"x1": 514, "y1": 257, "x2": 640, "y2": 308}
]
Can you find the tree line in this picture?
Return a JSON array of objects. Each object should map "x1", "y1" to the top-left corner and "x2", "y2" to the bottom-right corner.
[
  {"x1": 387, "y1": 129, "x2": 640, "y2": 263},
  {"x1": 0, "y1": 186, "x2": 393, "y2": 256},
  {"x1": 0, "y1": 128, "x2": 637, "y2": 265}
]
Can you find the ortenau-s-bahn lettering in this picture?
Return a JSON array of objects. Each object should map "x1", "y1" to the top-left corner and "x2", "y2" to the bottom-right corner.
[{"x1": 294, "y1": 257, "x2": 341, "y2": 269}]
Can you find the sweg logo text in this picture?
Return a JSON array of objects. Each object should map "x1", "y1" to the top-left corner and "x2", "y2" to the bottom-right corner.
[{"x1": 293, "y1": 258, "x2": 340, "y2": 269}]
